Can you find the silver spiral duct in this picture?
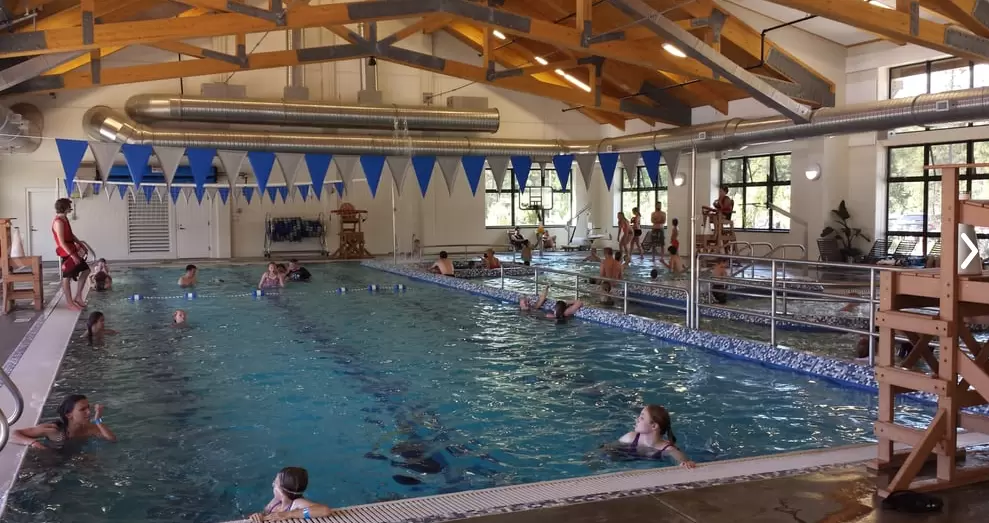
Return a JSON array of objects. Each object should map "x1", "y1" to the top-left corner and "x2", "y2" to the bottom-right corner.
[
  {"x1": 86, "y1": 87, "x2": 989, "y2": 157},
  {"x1": 124, "y1": 94, "x2": 501, "y2": 133},
  {"x1": 0, "y1": 103, "x2": 42, "y2": 154}
]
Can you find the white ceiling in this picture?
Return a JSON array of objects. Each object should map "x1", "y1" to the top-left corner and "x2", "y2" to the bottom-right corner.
[{"x1": 722, "y1": 0, "x2": 954, "y2": 47}]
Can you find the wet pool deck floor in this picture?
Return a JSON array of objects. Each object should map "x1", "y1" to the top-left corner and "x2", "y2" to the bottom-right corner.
[{"x1": 461, "y1": 465, "x2": 989, "y2": 523}]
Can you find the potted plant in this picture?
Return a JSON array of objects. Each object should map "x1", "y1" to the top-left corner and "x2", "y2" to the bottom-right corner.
[{"x1": 821, "y1": 200, "x2": 871, "y2": 262}]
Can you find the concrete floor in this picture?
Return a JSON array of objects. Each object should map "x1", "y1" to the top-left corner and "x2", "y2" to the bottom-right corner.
[
  {"x1": 462, "y1": 465, "x2": 989, "y2": 523},
  {"x1": 0, "y1": 268, "x2": 60, "y2": 363}
]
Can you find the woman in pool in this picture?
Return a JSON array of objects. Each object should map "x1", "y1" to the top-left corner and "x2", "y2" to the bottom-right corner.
[
  {"x1": 519, "y1": 284, "x2": 582, "y2": 321},
  {"x1": 258, "y1": 263, "x2": 284, "y2": 290},
  {"x1": 619, "y1": 405, "x2": 694, "y2": 468},
  {"x1": 84, "y1": 311, "x2": 116, "y2": 346},
  {"x1": 12, "y1": 394, "x2": 116, "y2": 449},
  {"x1": 249, "y1": 467, "x2": 333, "y2": 522}
]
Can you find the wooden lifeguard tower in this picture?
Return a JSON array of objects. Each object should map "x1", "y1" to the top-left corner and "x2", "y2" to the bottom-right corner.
[
  {"x1": 873, "y1": 162, "x2": 989, "y2": 496},
  {"x1": 695, "y1": 211, "x2": 736, "y2": 255},
  {"x1": 330, "y1": 203, "x2": 372, "y2": 259},
  {"x1": 1, "y1": 219, "x2": 43, "y2": 314}
]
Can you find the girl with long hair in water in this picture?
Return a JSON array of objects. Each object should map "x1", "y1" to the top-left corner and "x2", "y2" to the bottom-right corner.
[
  {"x1": 12, "y1": 394, "x2": 116, "y2": 449},
  {"x1": 249, "y1": 467, "x2": 333, "y2": 522},
  {"x1": 618, "y1": 405, "x2": 695, "y2": 468},
  {"x1": 83, "y1": 311, "x2": 116, "y2": 346}
]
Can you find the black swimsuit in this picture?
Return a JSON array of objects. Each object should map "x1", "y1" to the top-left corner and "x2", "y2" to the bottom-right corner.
[{"x1": 630, "y1": 433, "x2": 672, "y2": 458}]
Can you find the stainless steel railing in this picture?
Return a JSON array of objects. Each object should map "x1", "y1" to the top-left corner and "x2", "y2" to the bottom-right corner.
[
  {"x1": 500, "y1": 264, "x2": 690, "y2": 323},
  {"x1": 417, "y1": 244, "x2": 510, "y2": 261},
  {"x1": 0, "y1": 368, "x2": 25, "y2": 452}
]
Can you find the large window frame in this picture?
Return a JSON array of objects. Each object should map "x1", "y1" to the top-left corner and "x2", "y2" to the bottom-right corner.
[
  {"x1": 615, "y1": 165, "x2": 670, "y2": 227},
  {"x1": 888, "y1": 57, "x2": 989, "y2": 133},
  {"x1": 484, "y1": 165, "x2": 574, "y2": 228},
  {"x1": 718, "y1": 153, "x2": 792, "y2": 232},
  {"x1": 886, "y1": 140, "x2": 989, "y2": 257}
]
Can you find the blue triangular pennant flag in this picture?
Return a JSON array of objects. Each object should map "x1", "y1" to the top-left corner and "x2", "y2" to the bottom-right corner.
[
  {"x1": 218, "y1": 186, "x2": 230, "y2": 204},
  {"x1": 247, "y1": 151, "x2": 276, "y2": 193},
  {"x1": 360, "y1": 155, "x2": 386, "y2": 197},
  {"x1": 304, "y1": 153, "x2": 332, "y2": 200},
  {"x1": 461, "y1": 155, "x2": 486, "y2": 196},
  {"x1": 332, "y1": 182, "x2": 344, "y2": 196},
  {"x1": 92, "y1": 183, "x2": 101, "y2": 195},
  {"x1": 412, "y1": 156, "x2": 436, "y2": 197},
  {"x1": 511, "y1": 156, "x2": 532, "y2": 193},
  {"x1": 121, "y1": 144, "x2": 154, "y2": 188},
  {"x1": 194, "y1": 185, "x2": 206, "y2": 204},
  {"x1": 552, "y1": 154, "x2": 574, "y2": 190},
  {"x1": 55, "y1": 139, "x2": 89, "y2": 193},
  {"x1": 598, "y1": 152, "x2": 619, "y2": 190},
  {"x1": 267, "y1": 187, "x2": 278, "y2": 203},
  {"x1": 243, "y1": 187, "x2": 255, "y2": 204},
  {"x1": 186, "y1": 148, "x2": 216, "y2": 193},
  {"x1": 298, "y1": 185, "x2": 310, "y2": 201},
  {"x1": 277, "y1": 186, "x2": 289, "y2": 203},
  {"x1": 641, "y1": 150, "x2": 661, "y2": 186},
  {"x1": 170, "y1": 186, "x2": 182, "y2": 204},
  {"x1": 142, "y1": 185, "x2": 155, "y2": 202},
  {"x1": 118, "y1": 184, "x2": 128, "y2": 200}
]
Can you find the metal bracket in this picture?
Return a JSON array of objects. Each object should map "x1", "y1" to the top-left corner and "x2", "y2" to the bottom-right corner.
[
  {"x1": 577, "y1": 55, "x2": 604, "y2": 66},
  {"x1": 584, "y1": 30, "x2": 625, "y2": 46},
  {"x1": 226, "y1": 1, "x2": 286, "y2": 26}
]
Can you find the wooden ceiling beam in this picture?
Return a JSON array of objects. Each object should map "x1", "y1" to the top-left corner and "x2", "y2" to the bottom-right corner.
[
  {"x1": 920, "y1": 0, "x2": 989, "y2": 38},
  {"x1": 766, "y1": 0, "x2": 989, "y2": 63}
]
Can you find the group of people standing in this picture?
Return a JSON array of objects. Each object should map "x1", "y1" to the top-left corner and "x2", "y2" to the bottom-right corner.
[{"x1": 616, "y1": 203, "x2": 680, "y2": 266}]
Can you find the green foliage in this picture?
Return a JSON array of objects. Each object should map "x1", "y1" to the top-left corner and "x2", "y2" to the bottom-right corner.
[{"x1": 820, "y1": 200, "x2": 872, "y2": 259}]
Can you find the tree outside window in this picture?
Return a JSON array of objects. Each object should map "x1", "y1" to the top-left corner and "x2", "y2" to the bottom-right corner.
[
  {"x1": 889, "y1": 57, "x2": 989, "y2": 132},
  {"x1": 718, "y1": 154, "x2": 791, "y2": 232},
  {"x1": 484, "y1": 165, "x2": 574, "y2": 227}
]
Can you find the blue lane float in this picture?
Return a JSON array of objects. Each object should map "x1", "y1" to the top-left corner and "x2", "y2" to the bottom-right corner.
[{"x1": 125, "y1": 284, "x2": 408, "y2": 302}]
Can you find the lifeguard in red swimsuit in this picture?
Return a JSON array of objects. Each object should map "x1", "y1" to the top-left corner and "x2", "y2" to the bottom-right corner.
[{"x1": 52, "y1": 198, "x2": 90, "y2": 310}]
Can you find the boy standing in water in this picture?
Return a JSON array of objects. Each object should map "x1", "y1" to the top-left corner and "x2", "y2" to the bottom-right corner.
[{"x1": 178, "y1": 265, "x2": 198, "y2": 287}]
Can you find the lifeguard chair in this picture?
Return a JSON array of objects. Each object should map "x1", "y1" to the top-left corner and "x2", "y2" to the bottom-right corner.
[
  {"x1": 330, "y1": 203, "x2": 372, "y2": 259},
  {"x1": 1, "y1": 219, "x2": 43, "y2": 314},
  {"x1": 695, "y1": 211, "x2": 736, "y2": 255}
]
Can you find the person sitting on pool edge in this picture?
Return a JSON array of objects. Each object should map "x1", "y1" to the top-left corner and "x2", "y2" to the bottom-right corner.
[
  {"x1": 12, "y1": 394, "x2": 116, "y2": 450},
  {"x1": 249, "y1": 467, "x2": 333, "y2": 522},
  {"x1": 519, "y1": 284, "x2": 583, "y2": 322},
  {"x1": 482, "y1": 249, "x2": 502, "y2": 270},
  {"x1": 84, "y1": 311, "x2": 117, "y2": 346},
  {"x1": 286, "y1": 259, "x2": 311, "y2": 282},
  {"x1": 259, "y1": 262, "x2": 285, "y2": 289},
  {"x1": 430, "y1": 251, "x2": 455, "y2": 276},
  {"x1": 619, "y1": 405, "x2": 695, "y2": 468},
  {"x1": 178, "y1": 264, "x2": 198, "y2": 287}
]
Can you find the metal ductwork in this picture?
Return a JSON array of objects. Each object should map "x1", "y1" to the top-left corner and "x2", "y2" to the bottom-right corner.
[
  {"x1": 0, "y1": 103, "x2": 42, "y2": 154},
  {"x1": 124, "y1": 94, "x2": 501, "y2": 133},
  {"x1": 87, "y1": 87, "x2": 989, "y2": 157}
]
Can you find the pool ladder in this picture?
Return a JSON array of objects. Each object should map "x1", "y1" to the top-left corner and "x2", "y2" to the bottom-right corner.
[{"x1": 0, "y1": 368, "x2": 24, "y2": 452}]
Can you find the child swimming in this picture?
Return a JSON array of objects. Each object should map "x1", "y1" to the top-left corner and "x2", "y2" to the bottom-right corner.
[{"x1": 617, "y1": 405, "x2": 694, "y2": 468}]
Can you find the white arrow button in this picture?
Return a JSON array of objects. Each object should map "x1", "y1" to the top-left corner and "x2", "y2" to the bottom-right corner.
[{"x1": 961, "y1": 232, "x2": 979, "y2": 270}]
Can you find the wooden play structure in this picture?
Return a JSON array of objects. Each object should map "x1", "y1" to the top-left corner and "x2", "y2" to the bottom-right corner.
[
  {"x1": 1, "y1": 219, "x2": 43, "y2": 314},
  {"x1": 874, "y1": 162, "x2": 989, "y2": 496},
  {"x1": 330, "y1": 203, "x2": 372, "y2": 259},
  {"x1": 695, "y1": 210, "x2": 736, "y2": 255}
]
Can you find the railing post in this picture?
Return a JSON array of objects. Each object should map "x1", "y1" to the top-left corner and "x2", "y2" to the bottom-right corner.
[
  {"x1": 623, "y1": 281, "x2": 629, "y2": 315},
  {"x1": 501, "y1": 266, "x2": 505, "y2": 290},
  {"x1": 770, "y1": 259, "x2": 777, "y2": 347},
  {"x1": 781, "y1": 260, "x2": 788, "y2": 315},
  {"x1": 534, "y1": 267, "x2": 539, "y2": 295},
  {"x1": 869, "y1": 267, "x2": 876, "y2": 366},
  {"x1": 575, "y1": 274, "x2": 580, "y2": 300}
]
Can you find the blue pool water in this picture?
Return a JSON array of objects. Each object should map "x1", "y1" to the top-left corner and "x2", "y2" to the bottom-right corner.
[{"x1": 5, "y1": 263, "x2": 930, "y2": 523}]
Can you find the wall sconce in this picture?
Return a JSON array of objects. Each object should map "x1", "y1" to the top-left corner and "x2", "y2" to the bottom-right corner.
[
  {"x1": 673, "y1": 172, "x2": 685, "y2": 187},
  {"x1": 805, "y1": 163, "x2": 822, "y2": 181}
]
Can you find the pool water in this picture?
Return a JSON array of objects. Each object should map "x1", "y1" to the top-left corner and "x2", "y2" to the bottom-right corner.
[{"x1": 5, "y1": 263, "x2": 930, "y2": 523}]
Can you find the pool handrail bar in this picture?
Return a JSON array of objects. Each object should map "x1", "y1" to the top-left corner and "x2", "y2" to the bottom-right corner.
[{"x1": 0, "y1": 368, "x2": 23, "y2": 452}]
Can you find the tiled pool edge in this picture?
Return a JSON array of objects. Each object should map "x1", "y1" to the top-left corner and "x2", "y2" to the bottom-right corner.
[{"x1": 362, "y1": 260, "x2": 879, "y2": 392}]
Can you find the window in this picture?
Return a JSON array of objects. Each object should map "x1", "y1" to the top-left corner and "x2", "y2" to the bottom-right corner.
[
  {"x1": 718, "y1": 153, "x2": 791, "y2": 231},
  {"x1": 484, "y1": 165, "x2": 573, "y2": 227},
  {"x1": 886, "y1": 140, "x2": 989, "y2": 258},
  {"x1": 617, "y1": 164, "x2": 670, "y2": 226},
  {"x1": 889, "y1": 57, "x2": 989, "y2": 132}
]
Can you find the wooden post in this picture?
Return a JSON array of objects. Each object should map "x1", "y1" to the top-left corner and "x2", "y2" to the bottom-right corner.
[
  {"x1": 938, "y1": 166, "x2": 960, "y2": 481},
  {"x1": 482, "y1": 26, "x2": 491, "y2": 74}
]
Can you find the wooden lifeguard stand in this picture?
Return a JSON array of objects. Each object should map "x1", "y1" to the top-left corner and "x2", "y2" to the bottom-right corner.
[
  {"x1": 874, "y1": 162, "x2": 989, "y2": 497},
  {"x1": 695, "y1": 211, "x2": 736, "y2": 254},
  {"x1": 1, "y1": 219, "x2": 43, "y2": 314},
  {"x1": 330, "y1": 203, "x2": 372, "y2": 259}
]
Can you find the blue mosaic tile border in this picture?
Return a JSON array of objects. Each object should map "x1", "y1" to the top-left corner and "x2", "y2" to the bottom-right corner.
[{"x1": 362, "y1": 260, "x2": 878, "y2": 392}]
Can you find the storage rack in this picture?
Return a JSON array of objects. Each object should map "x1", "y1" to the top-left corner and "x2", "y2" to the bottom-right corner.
[{"x1": 263, "y1": 213, "x2": 328, "y2": 259}]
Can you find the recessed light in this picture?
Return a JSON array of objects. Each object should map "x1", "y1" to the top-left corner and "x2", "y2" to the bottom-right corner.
[
  {"x1": 534, "y1": 56, "x2": 548, "y2": 66},
  {"x1": 662, "y1": 43, "x2": 687, "y2": 58},
  {"x1": 492, "y1": 30, "x2": 506, "y2": 40}
]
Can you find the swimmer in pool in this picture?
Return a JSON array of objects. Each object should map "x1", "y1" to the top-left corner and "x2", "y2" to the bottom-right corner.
[
  {"x1": 519, "y1": 284, "x2": 583, "y2": 321},
  {"x1": 249, "y1": 467, "x2": 333, "y2": 522},
  {"x1": 172, "y1": 309, "x2": 187, "y2": 326},
  {"x1": 276, "y1": 264, "x2": 289, "y2": 285},
  {"x1": 287, "y1": 259, "x2": 311, "y2": 282},
  {"x1": 178, "y1": 264, "x2": 198, "y2": 287},
  {"x1": 12, "y1": 394, "x2": 116, "y2": 449},
  {"x1": 83, "y1": 311, "x2": 116, "y2": 346},
  {"x1": 258, "y1": 262, "x2": 284, "y2": 290},
  {"x1": 618, "y1": 405, "x2": 694, "y2": 468},
  {"x1": 430, "y1": 251, "x2": 455, "y2": 276},
  {"x1": 90, "y1": 258, "x2": 112, "y2": 291}
]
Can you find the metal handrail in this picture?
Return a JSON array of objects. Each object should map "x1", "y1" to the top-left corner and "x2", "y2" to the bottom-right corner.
[
  {"x1": 418, "y1": 243, "x2": 510, "y2": 261},
  {"x1": 0, "y1": 368, "x2": 24, "y2": 452}
]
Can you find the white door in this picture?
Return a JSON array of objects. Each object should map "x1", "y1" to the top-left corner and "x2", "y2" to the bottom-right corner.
[
  {"x1": 26, "y1": 188, "x2": 58, "y2": 264},
  {"x1": 175, "y1": 198, "x2": 212, "y2": 259}
]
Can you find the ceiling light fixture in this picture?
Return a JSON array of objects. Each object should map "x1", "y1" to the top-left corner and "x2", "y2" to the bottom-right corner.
[
  {"x1": 492, "y1": 30, "x2": 507, "y2": 40},
  {"x1": 557, "y1": 70, "x2": 592, "y2": 92},
  {"x1": 534, "y1": 56, "x2": 549, "y2": 66},
  {"x1": 662, "y1": 43, "x2": 687, "y2": 58},
  {"x1": 867, "y1": 0, "x2": 893, "y2": 8}
]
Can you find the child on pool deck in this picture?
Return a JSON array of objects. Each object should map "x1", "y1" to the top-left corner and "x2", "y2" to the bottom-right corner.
[
  {"x1": 259, "y1": 262, "x2": 285, "y2": 289},
  {"x1": 618, "y1": 405, "x2": 695, "y2": 468},
  {"x1": 178, "y1": 264, "x2": 198, "y2": 287}
]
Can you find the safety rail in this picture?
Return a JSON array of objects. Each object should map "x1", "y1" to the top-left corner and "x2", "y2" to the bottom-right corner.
[
  {"x1": 417, "y1": 244, "x2": 510, "y2": 261},
  {"x1": 691, "y1": 252, "x2": 910, "y2": 365},
  {"x1": 729, "y1": 241, "x2": 778, "y2": 277},
  {"x1": 0, "y1": 368, "x2": 24, "y2": 452},
  {"x1": 499, "y1": 265, "x2": 690, "y2": 323}
]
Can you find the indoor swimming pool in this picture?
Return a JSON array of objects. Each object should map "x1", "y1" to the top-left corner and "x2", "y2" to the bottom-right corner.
[{"x1": 5, "y1": 263, "x2": 931, "y2": 523}]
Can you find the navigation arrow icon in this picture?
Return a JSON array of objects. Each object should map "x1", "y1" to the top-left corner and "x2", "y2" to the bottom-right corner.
[{"x1": 961, "y1": 232, "x2": 979, "y2": 270}]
